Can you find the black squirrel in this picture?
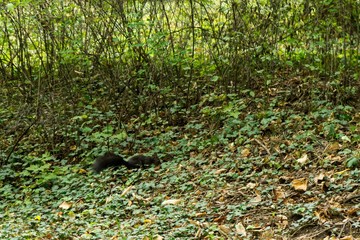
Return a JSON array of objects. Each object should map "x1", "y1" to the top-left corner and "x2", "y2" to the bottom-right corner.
[
  {"x1": 127, "y1": 154, "x2": 161, "y2": 167},
  {"x1": 93, "y1": 152, "x2": 160, "y2": 173}
]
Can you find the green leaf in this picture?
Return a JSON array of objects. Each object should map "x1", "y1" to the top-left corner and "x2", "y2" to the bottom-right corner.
[
  {"x1": 346, "y1": 157, "x2": 359, "y2": 168},
  {"x1": 211, "y1": 76, "x2": 219, "y2": 82}
]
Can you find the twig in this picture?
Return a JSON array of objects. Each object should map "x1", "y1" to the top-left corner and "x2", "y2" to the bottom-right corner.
[
  {"x1": 4, "y1": 117, "x2": 37, "y2": 165},
  {"x1": 252, "y1": 138, "x2": 271, "y2": 155},
  {"x1": 338, "y1": 218, "x2": 351, "y2": 238}
]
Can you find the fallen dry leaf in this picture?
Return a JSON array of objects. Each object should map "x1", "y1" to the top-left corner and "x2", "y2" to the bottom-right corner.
[
  {"x1": 339, "y1": 236, "x2": 355, "y2": 240},
  {"x1": 105, "y1": 195, "x2": 113, "y2": 204},
  {"x1": 276, "y1": 215, "x2": 288, "y2": 229},
  {"x1": 274, "y1": 187, "x2": 286, "y2": 200},
  {"x1": 296, "y1": 153, "x2": 308, "y2": 164},
  {"x1": 215, "y1": 169, "x2": 227, "y2": 174},
  {"x1": 219, "y1": 224, "x2": 231, "y2": 236},
  {"x1": 59, "y1": 201, "x2": 72, "y2": 210},
  {"x1": 143, "y1": 236, "x2": 163, "y2": 240},
  {"x1": 260, "y1": 229, "x2": 274, "y2": 239},
  {"x1": 235, "y1": 222, "x2": 246, "y2": 236},
  {"x1": 246, "y1": 182, "x2": 257, "y2": 189},
  {"x1": 291, "y1": 178, "x2": 308, "y2": 191},
  {"x1": 161, "y1": 199, "x2": 182, "y2": 205},
  {"x1": 228, "y1": 142, "x2": 236, "y2": 152},
  {"x1": 248, "y1": 192, "x2": 262, "y2": 206},
  {"x1": 241, "y1": 148, "x2": 251, "y2": 157},
  {"x1": 214, "y1": 215, "x2": 226, "y2": 223},
  {"x1": 314, "y1": 209, "x2": 328, "y2": 223},
  {"x1": 195, "y1": 212, "x2": 207, "y2": 217},
  {"x1": 120, "y1": 186, "x2": 134, "y2": 197},
  {"x1": 314, "y1": 172, "x2": 325, "y2": 184},
  {"x1": 188, "y1": 219, "x2": 200, "y2": 226},
  {"x1": 326, "y1": 142, "x2": 341, "y2": 152}
]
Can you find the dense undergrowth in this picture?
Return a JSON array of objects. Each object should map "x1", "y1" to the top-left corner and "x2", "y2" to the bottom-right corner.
[
  {"x1": 1, "y1": 1, "x2": 359, "y2": 239},
  {"x1": 1, "y1": 92, "x2": 359, "y2": 239}
]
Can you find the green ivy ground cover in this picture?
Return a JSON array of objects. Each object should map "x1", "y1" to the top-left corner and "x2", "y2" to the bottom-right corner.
[{"x1": 1, "y1": 97, "x2": 359, "y2": 239}]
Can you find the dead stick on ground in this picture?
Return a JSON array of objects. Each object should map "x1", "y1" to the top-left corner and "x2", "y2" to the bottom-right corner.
[{"x1": 252, "y1": 138, "x2": 271, "y2": 155}]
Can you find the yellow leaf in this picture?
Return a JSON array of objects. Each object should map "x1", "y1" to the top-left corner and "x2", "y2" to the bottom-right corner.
[
  {"x1": 241, "y1": 148, "x2": 251, "y2": 157},
  {"x1": 34, "y1": 215, "x2": 41, "y2": 221},
  {"x1": 68, "y1": 211, "x2": 75, "y2": 218},
  {"x1": 291, "y1": 178, "x2": 308, "y2": 191},
  {"x1": 334, "y1": 169, "x2": 349, "y2": 176},
  {"x1": 144, "y1": 219, "x2": 152, "y2": 224},
  {"x1": 326, "y1": 142, "x2": 341, "y2": 152}
]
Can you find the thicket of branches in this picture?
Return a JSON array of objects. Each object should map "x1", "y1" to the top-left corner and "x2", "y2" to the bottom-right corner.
[{"x1": 1, "y1": 0, "x2": 359, "y2": 154}]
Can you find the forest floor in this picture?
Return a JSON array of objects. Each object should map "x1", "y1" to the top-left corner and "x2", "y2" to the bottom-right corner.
[{"x1": 1, "y1": 93, "x2": 359, "y2": 239}]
